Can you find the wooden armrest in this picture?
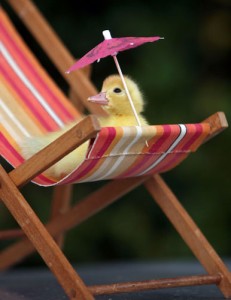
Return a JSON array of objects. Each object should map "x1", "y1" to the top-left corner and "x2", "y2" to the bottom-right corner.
[
  {"x1": 9, "y1": 115, "x2": 100, "y2": 188},
  {"x1": 202, "y1": 111, "x2": 228, "y2": 144}
]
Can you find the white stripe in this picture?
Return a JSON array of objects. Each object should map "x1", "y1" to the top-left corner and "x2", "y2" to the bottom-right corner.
[
  {"x1": 138, "y1": 124, "x2": 187, "y2": 176},
  {"x1": 0, "y1": 118, "x2": 24, "y2": 143},
  {"x1": 81, "y1": 127, "x2": 134, "y2": 182},
  {"x1": 0, "y1": 99, "x2": 31, "y2": 138},
  {"x1": 0, "y1": 42, "x2": 64, "y2": 127},
  {"x1": 81, "y1": 126, "x2": 142, "y2": 182},
  {"x1": 98, "y1": 126, "x2": 143, "y2": 180}
]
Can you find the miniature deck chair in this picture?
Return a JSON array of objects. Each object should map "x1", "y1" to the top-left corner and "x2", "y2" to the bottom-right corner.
[{"x1": 1, "y1": 1, "x2": 231, "y2": 299}]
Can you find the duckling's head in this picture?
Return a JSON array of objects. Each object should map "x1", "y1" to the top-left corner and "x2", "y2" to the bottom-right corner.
[{"x1": 88, "y1": 75, "x2": 145, "y2": 115}]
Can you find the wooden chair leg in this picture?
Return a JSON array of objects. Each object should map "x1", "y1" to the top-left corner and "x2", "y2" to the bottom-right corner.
[
  {"x1": 0, "y1": 177, "x2": 147, "y2": 270},
  {"x1": 0, "y1": 166, "x2": 94, "y2": 300},
  {"x1": 51, "y1": 184, "x2": 73, "y2": 247},
  {"x1": 145, "y1": 174, "x2": 231, "y2": 298}
]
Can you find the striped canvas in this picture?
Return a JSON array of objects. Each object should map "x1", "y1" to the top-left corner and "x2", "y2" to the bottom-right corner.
[{"x1": 0, "y1": 8, "x2": 210, "y2": 186}]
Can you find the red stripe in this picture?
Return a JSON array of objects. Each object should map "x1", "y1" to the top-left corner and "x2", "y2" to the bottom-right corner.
[
  {"x1": 0, "y1": 133, "x2": 57, "y2": 185},
  {"x1": 0, "y1": 62, "x2": 55, "y2": 131},
  {"x1": 62, "y1": 128, "x2": 117, "y2": 183},
  {"x1": 0, "y1": 132, "x2": 24, "y2": 166},
  {"x1": 154, "y1": 152, "x2": 189, "y2": 174},
  {"x1": 1, "y1": 16, "x2": 77, "y2": 122},
  {"x1": 119, "y1": 125, "x2": 172, "y2": 178},
  {"x1": 33, "y1": 174, "x2": 56, "y2": 185},
  {"x1": 88, "y1": 127, "x2": 117, "y2": 158},
  {"x1": 181, "y1": 124, "x2": 203, "y2": 150},
  {"x1": 151, "y1": 124, "x2": 203, "y2": 174},
  {"x1": 149, "y1": 125, "x2": 172, "y2": 152}
]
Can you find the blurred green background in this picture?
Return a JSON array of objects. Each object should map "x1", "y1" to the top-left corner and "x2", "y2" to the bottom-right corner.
[{"x1": 1, "y1": 0, "x2": 231, "y2": 267}]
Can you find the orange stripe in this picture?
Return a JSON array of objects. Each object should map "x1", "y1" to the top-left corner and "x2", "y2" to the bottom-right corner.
[
  {"x1": 1, "y1": 29, "x2": 78, "y2": 123},
  {"x1": 1, "y1": 58, "x2": 60, "y2": 130},
  {"x1": 119, "y1": 125, "x2": 164, "y2": 177},
  {"x1": 78, "y1": 127, "x2": 124, "y2": 181},
  {"x1": 153, "y1": 152, "x2": 189, "y2": 174},
  {"x1": 189, "y1": 123, "x2": 210, "y2": 151},
  {"x1": 1, "y1": 8, "x2": 80, "y2": 122},
  {"x1": 0, "y1": 75, "x2": 46, "y2": 134},
  {"x1": 0, "y1": 126, "x2": 18, "y2": 151}
]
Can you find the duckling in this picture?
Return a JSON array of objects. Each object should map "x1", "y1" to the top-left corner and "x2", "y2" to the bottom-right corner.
[
  {"x1": 20, "y1": 75, "x2": 148, "y2": 179},
  {"x1": 88, "y1": 74, "x2": 148, "y2": 127}
]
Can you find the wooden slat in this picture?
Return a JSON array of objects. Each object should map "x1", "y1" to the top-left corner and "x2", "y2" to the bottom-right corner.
[
  {"x1": 89, "y1": 274, "x2": 221, "y2": 295},
  {"x1": 9, "y1": 115, "x2": 100, "y2": 188}
]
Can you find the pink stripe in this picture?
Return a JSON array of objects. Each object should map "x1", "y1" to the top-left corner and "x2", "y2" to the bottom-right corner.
[
  {"x1": 181, "y1": 124, "x2": 203, "y2": 150},
  {"x1": 119, "y1": 125, "x2": 172, "y2": 178},
  {"x1": 62, "y1": 128, "x2": 117, "y2": 183},
  {"x1": 33, "y1": 174, "x2": 56, "y2": 185},
  {"x1": 0, "y1": 132, "x2": 24, "y2": 165},
  {"x1": 149, "y1": 125, "x2": 172, "y2": 152},
  {"x1": 0, "y1": 63, "x2": 54, "y2": 131},
  {"x1": 92, "y1": 128, "x2": 117, "y2": 157},
  {"x1": 0, "y1": 133, "x2": 57, "y2": 185},
  {"x1": 88, "y1": 127, "x2": 117, "y2": 158},
  {"x1": 1, "y1": 22, "x2": 75, "y2": 121},
  {"x1": 152, "y1": 124, "x2": 203, "y2": 174},
  {"x1": 154, "y1": 153, "x2": 188, "y2": 175}
]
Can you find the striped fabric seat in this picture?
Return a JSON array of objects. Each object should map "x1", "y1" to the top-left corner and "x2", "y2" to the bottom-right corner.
[{"x1": 0, "y1": 8, "x2": 210, "y2": 186}]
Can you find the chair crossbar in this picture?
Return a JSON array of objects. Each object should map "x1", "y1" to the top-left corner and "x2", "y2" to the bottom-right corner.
[{"x1": 89, "y1": 274, "x2": 221, "y2": 295}]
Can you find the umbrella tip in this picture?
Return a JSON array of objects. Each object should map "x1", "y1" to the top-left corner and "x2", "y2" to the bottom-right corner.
[
  {"x1": 159, "y1": 37, "x2": 165, "y2": 40},
  {"x1": 103, "y1": 30, "x2": 112, "y2": 40},
  {"x1": 65, "y1": 70, "x2": 70, "y2": 74}
]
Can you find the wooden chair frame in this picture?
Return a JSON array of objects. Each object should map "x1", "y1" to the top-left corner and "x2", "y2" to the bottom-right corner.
[{"x1": 1, "y1": 1, "x2": 231, "y2": 299}]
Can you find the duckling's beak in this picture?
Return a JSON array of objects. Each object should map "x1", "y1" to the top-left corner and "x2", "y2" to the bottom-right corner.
[{"x1": 88, "y1": 92, "x2": 108, "y2": 105}]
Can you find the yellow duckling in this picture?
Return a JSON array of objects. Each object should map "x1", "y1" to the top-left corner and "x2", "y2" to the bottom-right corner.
[
  {"x1": 20, "y1": 75, "x2": 148, "y2": 179},
  {"x1": 88, "y1": 74, "x2": 148, "y2": 127}
]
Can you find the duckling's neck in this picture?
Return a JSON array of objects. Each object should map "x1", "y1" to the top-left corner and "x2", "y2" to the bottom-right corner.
[{"x1": 99, "y1": 113, "x2": 148, "y2": 127}]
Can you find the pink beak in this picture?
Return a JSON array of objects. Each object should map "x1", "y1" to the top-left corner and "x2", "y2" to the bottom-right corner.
[{"x1": 88, "y1": 92, "x2": 108, "y2": 105}]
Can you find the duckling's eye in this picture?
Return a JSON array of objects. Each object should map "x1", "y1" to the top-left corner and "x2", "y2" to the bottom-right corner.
[{"x1": 113, "y1": 88, "x2": 122, "y2": 94}]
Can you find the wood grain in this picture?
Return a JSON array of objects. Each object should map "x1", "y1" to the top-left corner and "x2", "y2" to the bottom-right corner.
[
  {"x1": 9, "y1": 115, "x2": 100, "y2": 188},
  {"x1": 203, "y1": 111, "x2": 228, "y2": 143},
  {"x1": 89, "y1": 274, "x2": 221, "y2": 295}
]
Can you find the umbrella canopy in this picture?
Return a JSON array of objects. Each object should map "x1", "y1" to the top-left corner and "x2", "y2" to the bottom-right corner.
[
  {"x1": 66, "y1": 34, "x2": 161, "y2": 73},
  {"x1": 66, "y1": 30, "x2": 163, "y2": 136}
]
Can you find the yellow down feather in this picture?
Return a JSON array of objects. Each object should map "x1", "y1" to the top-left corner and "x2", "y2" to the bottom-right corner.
[{"x1": 20, "y1": 75, "x2": 148, "y2": 179}]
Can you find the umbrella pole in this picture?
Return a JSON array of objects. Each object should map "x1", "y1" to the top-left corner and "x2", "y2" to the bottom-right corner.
[
  {"x1": 112, "y1": 55, "x2": 142, "y2": 127},
  {"x1": 113, "y1": 55, "x2": 149, "y2": 147},
  {"x1": 103, "y1": 30, "x2": 141, "y2": 126},
  {"x1": 103, "y1": 30, "x2": 148, "y2": 146}
]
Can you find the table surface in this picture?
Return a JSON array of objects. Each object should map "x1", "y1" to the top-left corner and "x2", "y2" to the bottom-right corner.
[{"x1": 0, "y1": 260, "x2": 230, "y2": 300}]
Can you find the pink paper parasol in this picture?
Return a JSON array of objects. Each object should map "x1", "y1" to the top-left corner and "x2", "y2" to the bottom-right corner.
[{"x1": 67, "y1": 30, "x2": 163, "y2": 128}]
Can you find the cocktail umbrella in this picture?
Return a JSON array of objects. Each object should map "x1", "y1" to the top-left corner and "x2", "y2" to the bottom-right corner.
[{"x1": 67, "y1": 30, "x2": 163, "y2": 127}]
